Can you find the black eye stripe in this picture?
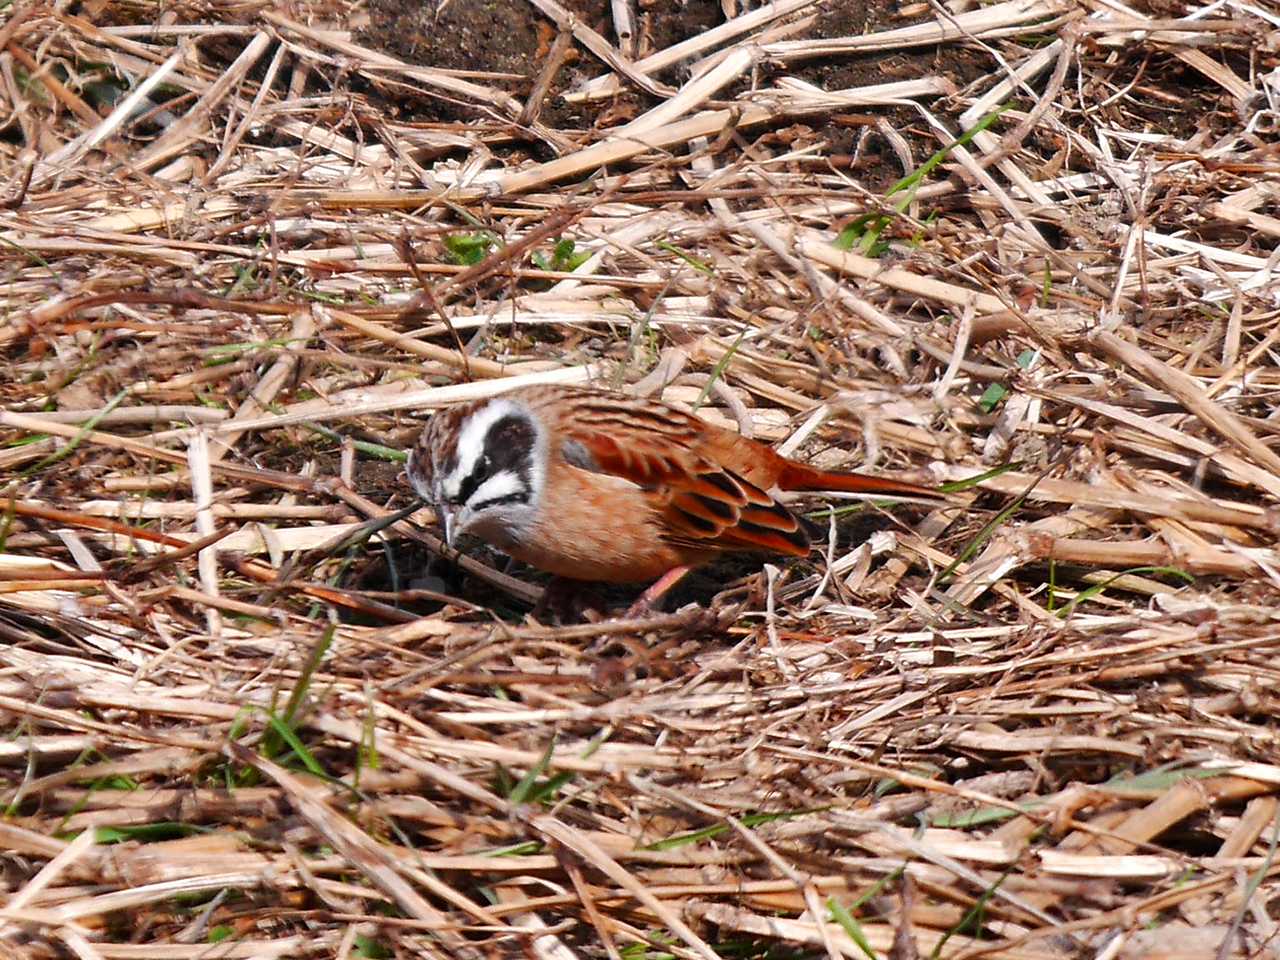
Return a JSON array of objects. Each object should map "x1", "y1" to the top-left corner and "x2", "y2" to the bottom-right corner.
[
  {"x1": 482, "y1": 416, "x2": 535, "y2": 481},
  {"x1": 471, "y1": 491, "x2": 528, "y2": 511},
  {"x1": 456, "y1": 470, "x2": 481, "y2": 505}
]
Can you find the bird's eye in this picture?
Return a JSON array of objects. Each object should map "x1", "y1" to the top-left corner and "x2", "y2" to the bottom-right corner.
[{"x1": 480, "y1": 454, "x2": 492, "y2": 473}]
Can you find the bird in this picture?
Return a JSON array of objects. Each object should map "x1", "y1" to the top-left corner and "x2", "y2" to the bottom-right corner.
[{"x1": 406, "y1": 384, "x2": 945, "y2": 615}]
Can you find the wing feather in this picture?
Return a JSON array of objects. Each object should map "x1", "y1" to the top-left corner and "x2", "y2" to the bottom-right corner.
[{"x1": 536, "y1": 389, "x2": 811, "y2": 558}]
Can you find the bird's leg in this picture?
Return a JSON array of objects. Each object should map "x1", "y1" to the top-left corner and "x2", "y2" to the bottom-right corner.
[{"x1": 621, "y1": 565, "x2": 692, "y2": 620}]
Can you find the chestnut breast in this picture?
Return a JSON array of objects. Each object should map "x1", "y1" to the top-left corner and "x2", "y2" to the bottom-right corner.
[{"x1": 496, "y1": 460, "x2": 712, "y2": 582}]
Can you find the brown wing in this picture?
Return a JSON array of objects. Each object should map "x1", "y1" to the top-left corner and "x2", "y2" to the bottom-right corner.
[{"x1": 523, "y1": 386, "x2": 811, "y2": 557}]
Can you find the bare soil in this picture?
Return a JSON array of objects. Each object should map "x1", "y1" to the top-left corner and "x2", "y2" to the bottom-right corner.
[{"x1": 359, "y1": 0, "x2": 993, "y2": 187}]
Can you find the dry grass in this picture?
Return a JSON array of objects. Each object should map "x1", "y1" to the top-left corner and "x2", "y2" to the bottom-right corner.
[{"x1": 1, "y1": 0, "x2": 1279, "y2": 956}]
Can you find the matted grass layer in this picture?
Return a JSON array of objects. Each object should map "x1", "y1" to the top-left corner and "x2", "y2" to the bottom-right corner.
[{"x1": 2, "y1": 0, "x2": 1280, "y2": 956}]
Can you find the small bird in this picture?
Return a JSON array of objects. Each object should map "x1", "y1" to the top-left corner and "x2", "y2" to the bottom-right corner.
[{"x1": 407, "y1": 384, "x2": 944, "y2": 613}]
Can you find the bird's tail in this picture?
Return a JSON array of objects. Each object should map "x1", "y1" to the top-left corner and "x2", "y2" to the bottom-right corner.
[{"x1": 776, "y1": 460, "x2": 946, "y2": 503}]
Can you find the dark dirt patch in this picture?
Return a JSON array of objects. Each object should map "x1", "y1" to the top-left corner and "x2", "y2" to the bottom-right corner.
[
  {"x1": 357, "y1": 0, "x2": 992, "y2": 189},
  {"x1": 354, "y1": 0, "x2": 1256, "y2": 198},
  {"x1": 359, "y1": 0, "x2": 720, "y2": 131}
]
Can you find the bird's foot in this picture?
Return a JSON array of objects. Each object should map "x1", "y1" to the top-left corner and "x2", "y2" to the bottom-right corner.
[
  {"x1": 531, "y1": 577, "x2": 607, "y2": 624},
  {"x1": 531, "y1": 567, "x2": 695, "y2": 625}
]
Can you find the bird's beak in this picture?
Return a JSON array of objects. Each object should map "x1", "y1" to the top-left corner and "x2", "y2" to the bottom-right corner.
[{"x1": 436, "y1": 504, "x2": 457, "y2": 549}]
